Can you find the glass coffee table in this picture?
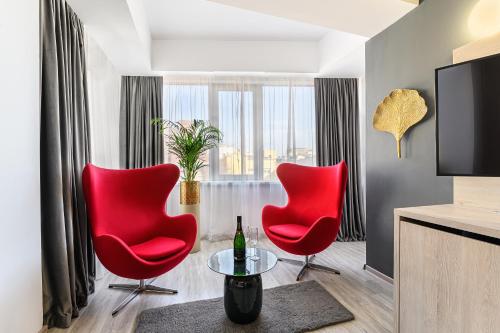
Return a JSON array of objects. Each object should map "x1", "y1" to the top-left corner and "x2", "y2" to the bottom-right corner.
[{"x1": 208, "y1": 248, "x2": 277, "y2": 324}]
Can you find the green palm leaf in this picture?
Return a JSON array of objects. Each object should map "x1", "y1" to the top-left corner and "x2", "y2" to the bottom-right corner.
[{"x1": 152, "y1": 118, "x2": 223, "y2": 181}]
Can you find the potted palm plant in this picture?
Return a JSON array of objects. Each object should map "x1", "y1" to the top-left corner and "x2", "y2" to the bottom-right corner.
[{"x1": 152, "y1": 119, "x2": 223, "y2": 252}]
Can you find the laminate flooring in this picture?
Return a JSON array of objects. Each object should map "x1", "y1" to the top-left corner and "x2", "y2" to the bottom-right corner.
[{"x1": 48, "y1": 239, "x2": 393, "y2": 333}]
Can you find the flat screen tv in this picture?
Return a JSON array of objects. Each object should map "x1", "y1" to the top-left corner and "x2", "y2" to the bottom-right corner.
[{"x1": 435, "y1": 53, "x2": 500, "y2": 176}]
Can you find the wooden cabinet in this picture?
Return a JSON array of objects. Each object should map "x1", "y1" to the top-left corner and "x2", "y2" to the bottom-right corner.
[{"x1": 394, "y1": 205, "x2": 500, "y2": 333}]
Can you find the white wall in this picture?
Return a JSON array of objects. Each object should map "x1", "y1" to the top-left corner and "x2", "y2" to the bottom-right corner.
[
  {"x1": 67, "y1": 0, "x2": 152, "y2": 74},
  {"x1": 318, "y1": 32, "x2": 367, "y2": 75},
  {"x1": 318, "y1": 44, "x2": 366, "y2": 78},
  {"x1": 152, "y1": 40, "x2": 318, "y2": 73},
  {"x1": 0, "y1": 1, "x2": 42, "y2": 332},
  {"x1": 126, "y1": 0, "x2": 151, "y2": 56}
]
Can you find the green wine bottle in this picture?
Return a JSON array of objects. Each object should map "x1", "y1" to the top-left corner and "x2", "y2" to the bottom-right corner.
[
  {"x1": 233, "y1": 216, "x2": 246, "y2": 261},
  {"x1": 233, "y1": 260, "x2": 246, "y2": 276}
]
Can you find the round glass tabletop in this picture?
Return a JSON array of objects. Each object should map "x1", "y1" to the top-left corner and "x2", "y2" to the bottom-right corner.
[{"x1": 208, "y1": 248, "x2": 278, "y2": 277}]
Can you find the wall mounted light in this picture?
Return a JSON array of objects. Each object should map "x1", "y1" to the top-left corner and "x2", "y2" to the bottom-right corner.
[{"x1": 468, "y1": 0, "x2": 500, "y2": 39}]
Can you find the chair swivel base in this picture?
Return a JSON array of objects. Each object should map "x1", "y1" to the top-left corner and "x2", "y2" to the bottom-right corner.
[
  {"x1": 109, "y1": 278, "x2": 177, "y2": 316},
  {"x1": 278, "y1": 255, "x2": 340, "y2": 281}
]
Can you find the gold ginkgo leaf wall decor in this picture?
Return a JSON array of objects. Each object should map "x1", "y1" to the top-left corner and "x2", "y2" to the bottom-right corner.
[{"x1": 373, "y1": 89, "x2": 427, "y2": 159}]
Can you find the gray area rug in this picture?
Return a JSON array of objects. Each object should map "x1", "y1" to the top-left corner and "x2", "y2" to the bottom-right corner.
[{"x1": 135, "y1": 280, "x2": 354, "y2": 333}]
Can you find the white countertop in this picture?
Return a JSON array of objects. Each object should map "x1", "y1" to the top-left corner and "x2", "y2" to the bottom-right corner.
[{"x1": 395, "y1": 204, "x2": 500, "y2": 240}]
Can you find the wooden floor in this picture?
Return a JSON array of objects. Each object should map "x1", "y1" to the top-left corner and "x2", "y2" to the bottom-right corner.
[{"x1": 49, "y1": 239, "x2": 393, "y2": 333}]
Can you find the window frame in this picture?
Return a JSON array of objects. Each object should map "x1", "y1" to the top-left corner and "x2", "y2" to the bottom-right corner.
[
  {"x1": 209, "y1": 83, "x2": 263, "y2": 181},
  {"x1": 163, "y1": 79, "x2": 315, "y2": 182}
]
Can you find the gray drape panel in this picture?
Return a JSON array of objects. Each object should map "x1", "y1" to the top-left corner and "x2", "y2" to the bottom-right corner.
[
  {"x1": 120, "y1": 76, "x2": 164, "y2": 168},
  {"x1": 41, "y1": 0, "x2": 94, "y2": 328},
  {"x1": 315, "y1": 78, "x2": 366, "y2": 241}
]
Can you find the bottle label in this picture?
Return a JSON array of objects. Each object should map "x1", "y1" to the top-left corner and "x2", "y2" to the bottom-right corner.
[
  {"x1": 234, "y1": 248, "x2": 246, "y2": 261},
  {"x1": 234, "y1": 216, "x2": 245, "y2": 261}
]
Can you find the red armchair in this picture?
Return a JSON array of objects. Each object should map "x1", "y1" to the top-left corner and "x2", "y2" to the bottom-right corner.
[
  {"x1": 262, "y1": 161, "x2": 348, "y2": 281},
  {"x1": 82, "y1": 163, "x2": 196, "y2": 316}
]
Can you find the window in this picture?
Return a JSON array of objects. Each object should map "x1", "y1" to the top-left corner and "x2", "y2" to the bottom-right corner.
[
  {"x1": 262, "y1": 85, "x2": 315, "y2": 180},
  {"x1": 163, "y1": 77, "x2": 315, "y2": 181},
  {"x1": 213, "y1": 89, "x2": 255, "y2": 179},
  {"x1": 163, "y1": 83, "x2": 210, "y2": 180}
]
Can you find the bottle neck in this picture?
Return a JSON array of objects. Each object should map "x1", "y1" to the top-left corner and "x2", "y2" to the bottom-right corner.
[{"x1": 236, "y1": 221, "x2": 242, "y2": 231}]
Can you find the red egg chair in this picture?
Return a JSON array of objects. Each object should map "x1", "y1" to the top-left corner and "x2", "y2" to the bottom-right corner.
[
  {"x1": 262, "y1": 161, "x2": 348, "y2": 281},
  {"x1": 82, "y1": 163, "x2": 197, "y2": 316}
]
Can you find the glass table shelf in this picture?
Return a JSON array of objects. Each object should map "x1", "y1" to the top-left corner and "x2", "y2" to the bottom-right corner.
[{"x1": 208, "y1": 248, "x2": 277, "y2": 277}]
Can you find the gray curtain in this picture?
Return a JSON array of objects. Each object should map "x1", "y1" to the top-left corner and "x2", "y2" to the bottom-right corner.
[
  {"x1": 315, "y1": 78, "x2": 366, "y2": 241},
  {"x1": 40, "y1": 0, "x2": 94, "y2": 328},
  {"x1": 120, "y1": 76, "x2": 164, "y2": 168}
]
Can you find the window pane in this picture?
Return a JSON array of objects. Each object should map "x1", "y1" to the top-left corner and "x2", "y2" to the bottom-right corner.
[
  {"x1": 163, "y1": 84, "x2": 210, "y2": 181},
  {"x1": 293, "y1": 86, "x2": 316, "y2": 167},
  {"x1": 164, "y1": 85, "x2": 208, "y2": 120},
  {"x1": 243, "y1": 92, "x2": 253, "y2": 175},
  {"x1": 262, "y1": 86, "x2": 289, "y2": 180},
  {"x1": 162, "y1": 79, "x2": 315, "y2": 182},
  {"x1": 262, "y1": 85, "x2": 315, "y2": 181},
  {"x1": 218, "y1": 90, "x2": 254, "y2": 177}
]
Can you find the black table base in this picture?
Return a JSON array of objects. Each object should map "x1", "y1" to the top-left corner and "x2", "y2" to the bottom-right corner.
[{"x1": 224, "y1": 274, "x2": 262, "y2": 324}]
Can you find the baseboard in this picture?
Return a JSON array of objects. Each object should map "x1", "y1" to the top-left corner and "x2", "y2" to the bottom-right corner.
[{"x1": 363, "y1": 264, "x2": 393, "y2": 284}]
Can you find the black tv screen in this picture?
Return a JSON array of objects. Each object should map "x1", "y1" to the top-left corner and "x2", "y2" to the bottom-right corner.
[{"x1": 436, "y1": 53, "x2": 500, "y2": 176}]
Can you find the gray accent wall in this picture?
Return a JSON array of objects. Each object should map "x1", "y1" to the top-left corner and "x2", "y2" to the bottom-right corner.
[{"x1": 365, "y1": 0, "x2": 477, "y2": 277}]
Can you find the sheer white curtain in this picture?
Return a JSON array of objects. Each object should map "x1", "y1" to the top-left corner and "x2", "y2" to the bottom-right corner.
[
  {"x1": 163, "y1": 75, "x2": 315, "y2": 240},
  {"x1": 86, "y1": 34, "x2": 121, "y2": 279},
  {"x1": 86, "y1": 35, "x2": 120, "y2": 169}
]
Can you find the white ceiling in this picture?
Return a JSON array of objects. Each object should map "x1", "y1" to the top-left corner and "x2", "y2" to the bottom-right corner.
[
  {"x1": 208, "y1": 0, "x2": 417, "y2": 37},
  {"x1": 144, "y1": 0, "x2": 331, "y2": 41},
  {"x1": 67, "y1": 0, "x2": 418, "y2": 75}
]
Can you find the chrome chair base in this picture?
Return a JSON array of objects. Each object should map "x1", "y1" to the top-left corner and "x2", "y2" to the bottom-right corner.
[
  {"x1": 109, "y1": 278, "x2": 177, "y2": 316},
  {"x1": 279, "y1": 255, "x2": 340, "y2": 281}
]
